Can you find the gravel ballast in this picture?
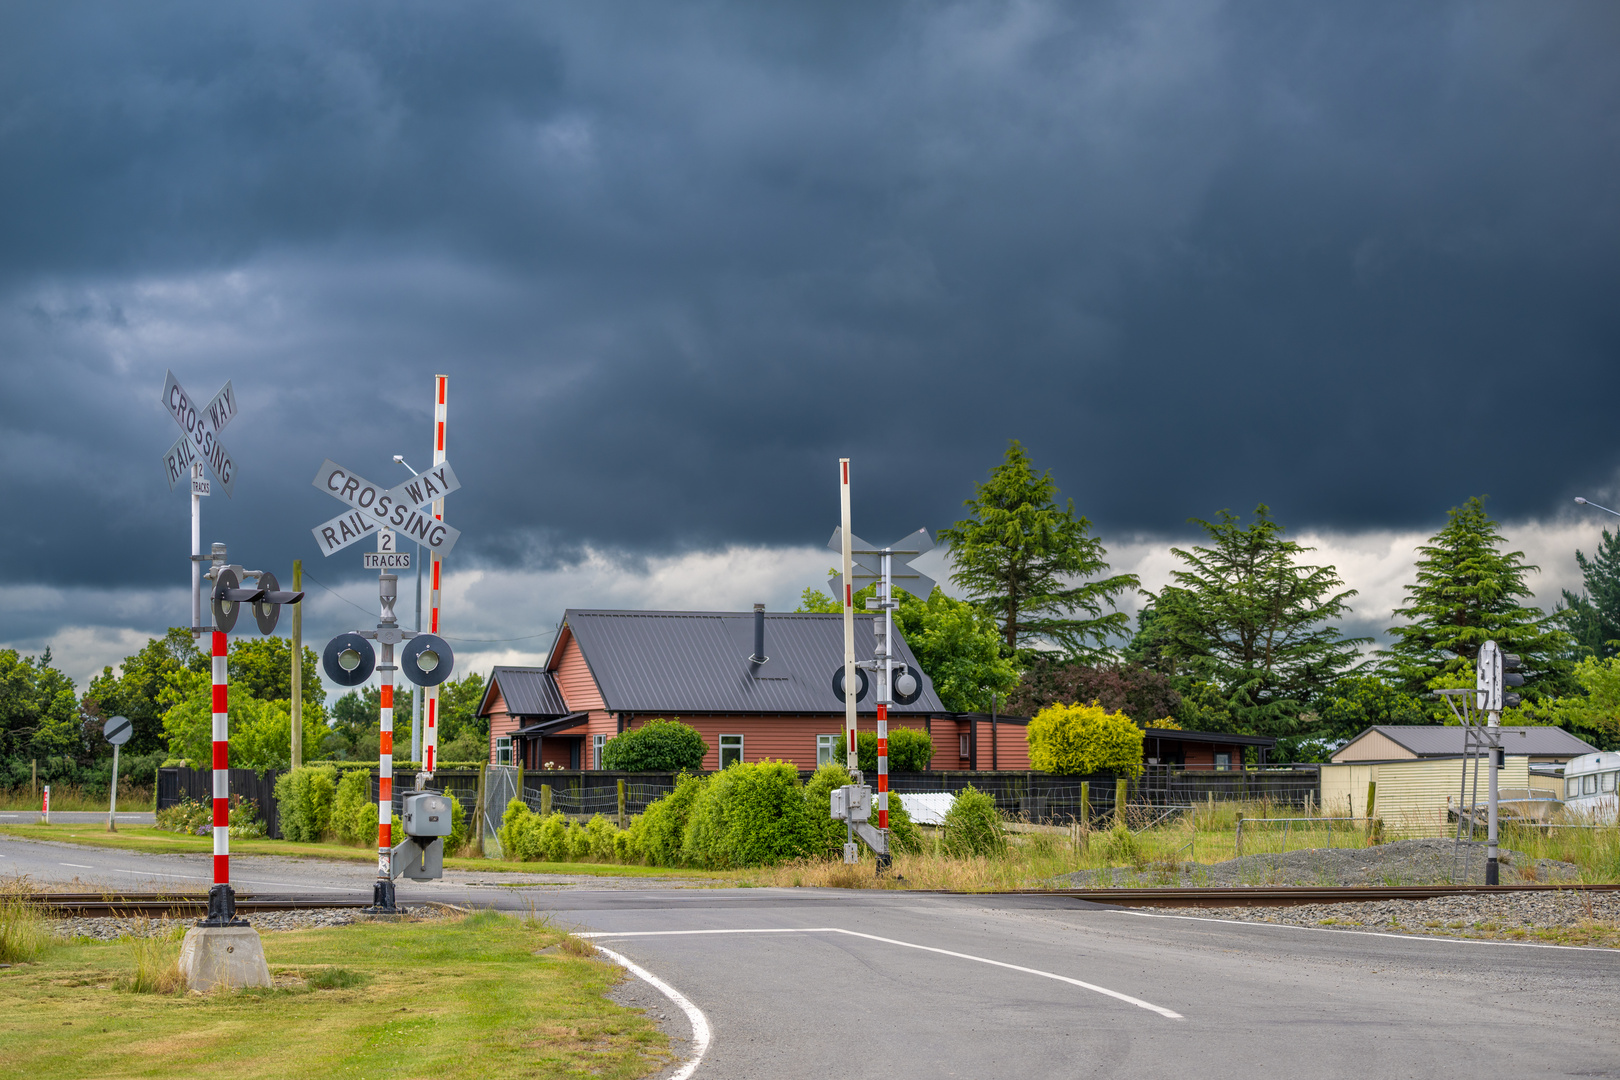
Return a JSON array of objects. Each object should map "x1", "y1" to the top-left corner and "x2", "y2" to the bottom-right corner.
[
  {"x1": 1135, "y1": 891, "x2": 1620, "y2": 947},
  {"x1": 1063, "y1": 838, "x2": 1582, "y2": 888},
  {"x1": 54, "y1": 904, "x2": 457, "y2": 941}
]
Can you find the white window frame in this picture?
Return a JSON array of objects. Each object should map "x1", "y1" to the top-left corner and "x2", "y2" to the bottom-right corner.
[
  {"x1": 817, "y1": 734, "x2": 836, "y2": 768},
  {"x1": 1567, "y1": 776, "x2": 1582, "y2": 799},
  {"x1": 1584, "y1": 773, "x2": 1598, "y2": 795},
  {"x1": 496, "y1": 736, "x2": 512, "y2": 766},
  {"x1": 719, "y1": 734, "x2": 744, "y2": 769},
  {"x1": 1214, "y1": 752, "x2": 1231, "y2": 772},
  {"x1": 593, "y1": 733, "x2": 606, "y2": 770},
  {"x1": 959, "y1": 734, "x2": 970, "y2": 758}
]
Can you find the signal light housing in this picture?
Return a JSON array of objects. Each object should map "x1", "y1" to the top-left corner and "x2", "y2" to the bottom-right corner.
[
  {"x1": 401, "y1": 633, "x2": 455, "y2": 687},
  {"x1": 323, "y1": 632, "x2": 376, "y2": 686}
]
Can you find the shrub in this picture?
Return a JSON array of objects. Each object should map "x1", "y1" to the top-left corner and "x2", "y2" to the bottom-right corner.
[
  {"x1": 941, "y1": 785, "x2": 1006, "y2": 858},
  {"x1": 228, "y1": 795, "x2": 265, "y2": 839},
  {"x1": 155, "y1": 796, "x2": 209, "y2": 835},
  {"x1": 565, "y1": 821, "x2": 590, "y2": 861},
  {"x1": 274, "y1": 765, "x2": 337, "y2": 842},
  {"x1": 601, "y1": 718, "x2": 709, "y2": 771},
  {"x1": 630, "y1": 773, "x2": 706, "y2": 867},
  {"x1": 682, "y1": 760, "x2": 815, "y2": 869},
  {"x1": 586, "y1": 814, "x2": 618, "y2": 860},
  {"x1": 445, "y1": 792, "x2": 469, "y2": 853},
  {"x1": 1026, "y1": 701, "x2": 1145, "y2": 777},
  {"x1": 832, "y1": 727, "x2": 935, "y2": 773},
  {"x1": 332, "y1": 769, "x2": 374, "y2": 844},
  {"x1": 1097, "y1": 822, "x2": 1142, "y2": 865}
]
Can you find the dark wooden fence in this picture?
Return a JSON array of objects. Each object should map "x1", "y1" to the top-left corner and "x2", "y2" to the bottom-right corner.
[{"x1": 157, "y1": 767, "x2": 285, "y2": 839}]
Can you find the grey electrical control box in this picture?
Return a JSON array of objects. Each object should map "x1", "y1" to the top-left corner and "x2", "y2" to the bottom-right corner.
[
  {"x1": 830, "y1": 785, "x2": 871, "y2": 823},
  {"x1": 403, "y1": 792, "x2": 453, "y2": 837}
]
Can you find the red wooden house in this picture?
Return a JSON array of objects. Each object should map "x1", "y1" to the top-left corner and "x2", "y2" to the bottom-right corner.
[{"x1": 479, "y1": 607, "x2": 978, "y2": 772}]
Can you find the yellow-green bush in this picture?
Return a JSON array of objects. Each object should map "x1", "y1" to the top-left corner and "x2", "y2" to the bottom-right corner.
[
  {"x1": 1027, "y1": 701, "x2": 1145, "y2": 777},
  {"x1": 941, "y1": 784, "x2": 1006, "y2": 858}
]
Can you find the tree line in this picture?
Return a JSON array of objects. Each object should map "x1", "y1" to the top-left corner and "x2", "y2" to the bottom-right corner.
[
  {"x1": 808, "y1": 440, "x2": 1620, "y2": 760},
  {"x1": 0, "y1": 627, "x2": 491, "y2": 788}
]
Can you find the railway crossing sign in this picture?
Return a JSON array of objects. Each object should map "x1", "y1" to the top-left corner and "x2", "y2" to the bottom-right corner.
[
  {"x1": 161, "y1": 370, "x2": 238, "y2": 497},
  {"x1": 826, "y1": 527, "x2": 936, "y2": 600},
  {"x1": 309, "y1": 458, "x2": 463, "y2": 557}
]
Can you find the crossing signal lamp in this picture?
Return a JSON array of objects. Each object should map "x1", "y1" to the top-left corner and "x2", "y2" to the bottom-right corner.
[
  {"x1": 210, "y1": 565, "x2": 303, "y2": 635},
  {"x1": 1476, "y1": 641, "x2": 1525, "y2": 712},
  {"x1": 1501, "y1": 652, "x2": 1524, "y2": 709}
]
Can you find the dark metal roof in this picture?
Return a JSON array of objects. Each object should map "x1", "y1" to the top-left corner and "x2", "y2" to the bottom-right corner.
[
  {"x1": 482, "y1": 666, "x2": 568, "y2": 718},
  {"x1": 512, "y1": 712, "x2": 589, "y2": 737},
  {"x1": 1343, "y1": 725, "x2": 1597, "y2": 759},
  {"x1": 1143, "y1": 728, "x2": 1278, "y2": 748},
  {"x1": 560, "y1": 609, "x2": 945, "y2": 715}
]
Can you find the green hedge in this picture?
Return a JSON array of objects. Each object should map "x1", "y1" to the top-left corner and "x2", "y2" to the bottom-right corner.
[
  {"x1": 832, "y1": 728, "x2": 935, "y2": 773},
  {"x1": 601, "y1": 719, "x2": 708, "y2": 772},
  {"x1": 940, "y1": 784, "x2": 1005, "y2": 857}
]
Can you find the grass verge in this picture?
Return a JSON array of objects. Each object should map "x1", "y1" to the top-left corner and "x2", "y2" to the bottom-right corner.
[
  {"x1": 0, "y1": 823, "x2": 723, "y2": 880},
  {"x1": 0, "y1": 910, "x2": 669, "y2": 1080}
]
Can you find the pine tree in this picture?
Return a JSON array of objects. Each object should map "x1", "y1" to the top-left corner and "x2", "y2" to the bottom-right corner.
[
  {"x1": 1559, "y1": 527, "x2": 1620, "y2": 659},
  {"x1": 1385, "y1": 496, "x2": 1568, "y2": 696},
  {"x1": 938, "y1": 440, "x2": 1137, "y2": 661},
  {"x1": 1145, "y1": 505, "x2": 1367, "y2": 738}
]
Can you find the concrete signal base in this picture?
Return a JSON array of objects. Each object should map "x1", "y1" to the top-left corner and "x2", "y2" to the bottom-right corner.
[{"x1": 178, "y1": 926, "x2": 272, "y2": 992}]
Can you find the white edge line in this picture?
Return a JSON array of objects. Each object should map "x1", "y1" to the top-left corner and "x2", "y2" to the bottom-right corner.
[
  {"x1": 1116, "y1": 909, "x2": 1619, "y2": 953},
  {"x1": 592, "y1": 944, "x2": 712, "y2": 1080},
  {"x1": 580, "y1": 927, "x2": 1183, "y2": 1020}
]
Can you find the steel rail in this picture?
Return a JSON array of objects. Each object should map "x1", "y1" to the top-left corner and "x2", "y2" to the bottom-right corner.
[
  {"x1": 1017, "y1": 884, "x2": 1620, "y2": 908},
  {"x1": 21, "y1": 892, "x2": 374, "y2": 917}
]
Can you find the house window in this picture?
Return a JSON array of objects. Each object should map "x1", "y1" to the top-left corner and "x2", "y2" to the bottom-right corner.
[
  {"x1": 817, "y1": 734, "x2": 836, "y2": 768},
  {"x1": 959, "y1": 734, "x2": 971, "y2": 758},
  {"x1": 593, "y1": 733, "x2": 606, "y2": 771},
  {"x1": 496, "y1": 736, "x2": 512, "y2": 766},
  {"x1": 720, "y1": 734, "x2": 744, "y2": 769},
  {"x1": 1214, "y1": 752, "x2": 1231, "y2": 772}
]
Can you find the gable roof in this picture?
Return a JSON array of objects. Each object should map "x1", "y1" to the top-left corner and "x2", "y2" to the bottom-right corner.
[
  {"x1": 479, "y1": 666, "x2": 569, "y2": 718},
  {"x1": 1337, "y1": 725, "x2": 1597, "y2": 760},
  {"x1": 550, "y1": 609, "x2": 946, "y2": 715}
]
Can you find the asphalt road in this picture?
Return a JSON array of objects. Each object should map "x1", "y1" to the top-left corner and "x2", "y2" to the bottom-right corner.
[{"x1": 4, "y1": 833, "x2": 1617, "y2": 1079}]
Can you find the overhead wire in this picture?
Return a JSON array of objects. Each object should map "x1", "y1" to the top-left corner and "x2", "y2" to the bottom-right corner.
[{"x1": 299, "y1": 570, "x2": 555, "y2": 643}]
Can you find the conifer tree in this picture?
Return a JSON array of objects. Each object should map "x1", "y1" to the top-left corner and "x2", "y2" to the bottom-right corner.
[
  {"x1": 1559, "y1": 527, "x2": 1620, "y2": 659},
  {"x1": 1145, "y1": 505, "x2": 1366, "y2": 737},
  {"x1": 938, "y1": 441, "x2": 1137, "y2": 661},
  {"x1": 1385, "y1": 496, "x2": 1568, "y2": 696}
]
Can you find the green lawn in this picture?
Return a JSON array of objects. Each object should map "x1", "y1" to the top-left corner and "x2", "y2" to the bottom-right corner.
[
  {"x1": 0, "y1": 911, "x2": 670, "y2": 1080},
  {"x1": 0, "y1": 824, "x2": 722, "y2": 881}
]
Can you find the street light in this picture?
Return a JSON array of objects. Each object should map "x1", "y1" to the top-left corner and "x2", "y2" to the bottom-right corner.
[
  {"x1": 1575, "y1": 497, "x2": 1620, "y2": 520},
  {"x1": 394, "y1": 454, "x2": 424, "y2": 764}
]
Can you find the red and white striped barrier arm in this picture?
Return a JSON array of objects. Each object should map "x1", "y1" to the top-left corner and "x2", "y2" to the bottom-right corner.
[
  {"x1": 212, "y1": 630, "x2": 230, "y2": 886},
  {"x1": 424, "y1": 373, "x2": 446, "y2": 773}
]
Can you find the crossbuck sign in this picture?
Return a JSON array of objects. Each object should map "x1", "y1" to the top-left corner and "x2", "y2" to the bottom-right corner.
[
  {"x1": 311, "y1": 459, "x2": 463, "y2": 558},
  {"x1": 161, "y1": 370, "x2": 238, "y2": 497}
]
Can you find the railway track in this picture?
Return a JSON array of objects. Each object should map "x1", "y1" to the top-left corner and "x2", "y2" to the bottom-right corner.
[
  {"x1": 1028, "y1": 883, "x2": 1620, "y2": 908},
  {"x1": 21, "y1": 892, "x2": 374, "y2": 917}
]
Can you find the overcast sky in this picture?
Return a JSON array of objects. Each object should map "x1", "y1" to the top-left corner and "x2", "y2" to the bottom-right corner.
[{"x1": 3, "y1": 1, "x2": 1618, "y2": 690}]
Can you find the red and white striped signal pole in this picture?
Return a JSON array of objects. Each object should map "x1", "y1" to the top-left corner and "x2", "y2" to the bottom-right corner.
[
  {"x1": 423, "y1": 374, "x2": 447, "y2": 775},
  {"x1": 211, "y1": 627, "x2": 230, "y2": 890},
  {"x1": 840, "y1": 459, "x2": 858, "y2": 775},
  {"x1": 375, "y1": 573, "x2": 400, "y2": 897}
]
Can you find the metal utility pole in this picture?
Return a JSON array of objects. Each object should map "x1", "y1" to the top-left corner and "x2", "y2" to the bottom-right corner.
[{"x1": 291, "y1": 559, "x2": 303, "y2": 769}]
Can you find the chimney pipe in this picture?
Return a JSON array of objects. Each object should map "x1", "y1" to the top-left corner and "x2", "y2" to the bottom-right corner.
[{"x1": 750, "y1": 603, "x2": 767, "y2": 667}]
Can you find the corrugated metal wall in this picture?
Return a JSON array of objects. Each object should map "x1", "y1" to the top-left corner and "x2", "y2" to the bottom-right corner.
[{"x1": 1320, "y1": 756, "x2": 1530, "y2": 835}]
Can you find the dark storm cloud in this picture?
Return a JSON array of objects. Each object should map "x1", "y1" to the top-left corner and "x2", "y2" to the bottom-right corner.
[{"x1": 2, "y1": 0, "x2": 1618, "y2": 594}]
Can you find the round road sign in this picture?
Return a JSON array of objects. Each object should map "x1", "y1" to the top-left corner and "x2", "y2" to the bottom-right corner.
[{"x1": 103, "y1": 715, "x2": 133, "y2": 746}]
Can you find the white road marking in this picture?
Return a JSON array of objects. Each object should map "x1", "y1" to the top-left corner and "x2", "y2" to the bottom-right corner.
[
  {"x1": 579, "y1": 927, "x2": 1183, "y2": 1019},
  {"x1": 37, "y1": 863, "x2": 350, "y2": 893},
  {"x1": 1117, "y1": 909, "x2": 1619, "y2": 953},
  {"x1": 592, "y1": 944, "x2": 712, "y2": 1080},
  {"x1": 60, "y1": 863, "x2": 94, "y2": 869}
]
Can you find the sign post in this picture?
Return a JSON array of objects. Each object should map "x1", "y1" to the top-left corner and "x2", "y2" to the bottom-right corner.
[
  {"x1": 312, "y1": 447, "x2": 461, "y2": 913},
  {"x1": 40, "y1": 785, "x2": 49, "y2": 825},
  {"x1": 825, "y1": 466, "x2": 934, "y2": 872},
  {"x1": 103, "y1": 714, "x2": 132, "y2": 832}
]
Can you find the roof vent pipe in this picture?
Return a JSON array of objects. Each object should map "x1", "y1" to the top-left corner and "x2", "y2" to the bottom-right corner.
[{"x1": 750, "y1": 603, "x2": 768, "y2": 668}]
